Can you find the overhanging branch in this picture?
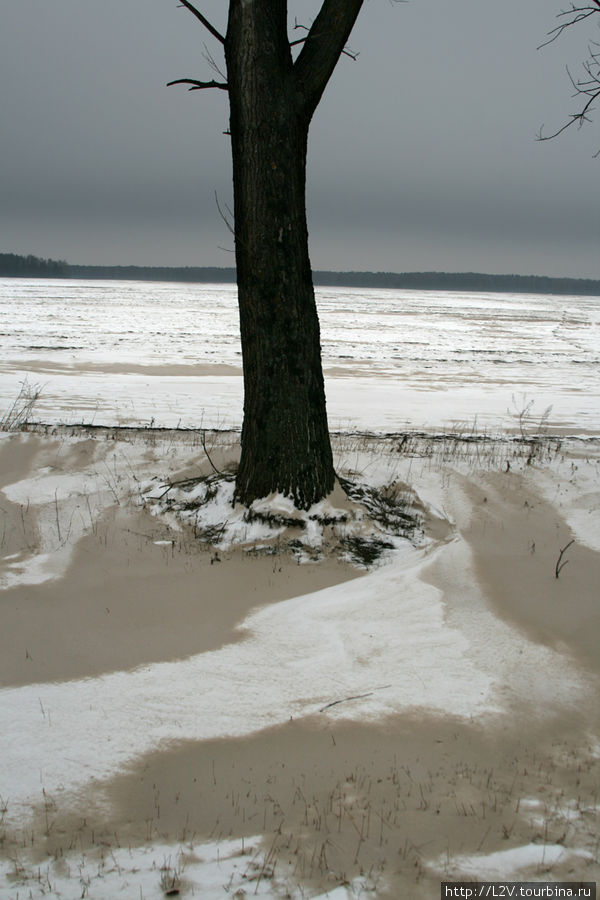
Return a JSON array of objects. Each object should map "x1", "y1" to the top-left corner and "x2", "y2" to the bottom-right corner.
[
  {"x1": 175, "y1": 1, "x2": 225, "y2": 44},
  {"x1": 538, "y1": 3, "x2": 600, "y2": 152}
]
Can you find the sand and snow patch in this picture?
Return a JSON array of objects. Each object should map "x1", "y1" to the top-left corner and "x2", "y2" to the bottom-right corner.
[
  {"x1": 0, "y1": 832, "x2": 379, "y2": 899},
  {"x1": 533, "y1": 449, "x2": 600, "y2": 552},
  {"x1": 0, "y1": 434, "x2": 140, "y2": 589},
  {"x1": 0, "y1": 541, "x2": 492, "y2": 822},
  {"x1": 0, "y1": 528, "x2": 591, "y2": 829}
]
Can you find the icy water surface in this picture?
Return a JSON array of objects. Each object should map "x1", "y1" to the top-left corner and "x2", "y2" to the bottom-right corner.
[{"x1": 0, "y1": 278, "x2": 598, "y2": 433}]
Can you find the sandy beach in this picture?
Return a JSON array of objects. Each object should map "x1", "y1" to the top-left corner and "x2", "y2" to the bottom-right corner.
[{"x1": 0, "y1": 423, "x2": 598, "y2": 898}]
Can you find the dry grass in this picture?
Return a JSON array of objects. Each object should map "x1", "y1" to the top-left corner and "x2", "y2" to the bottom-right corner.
[{"x1": 0, "y1": 380, "x2": 42, "y2": 431}]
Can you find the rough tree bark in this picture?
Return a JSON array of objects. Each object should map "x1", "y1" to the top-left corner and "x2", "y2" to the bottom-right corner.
[{"x1": 170, "y1": 1, "x2": 364, "y2": 509}]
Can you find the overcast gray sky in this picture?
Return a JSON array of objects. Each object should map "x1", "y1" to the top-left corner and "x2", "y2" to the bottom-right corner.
[{"x1": 1, "y1": 0, "x2": 599, "y2": 278}]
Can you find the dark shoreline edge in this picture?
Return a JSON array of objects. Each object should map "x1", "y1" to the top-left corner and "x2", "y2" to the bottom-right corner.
[{"x1": 15, "y1": 422, "x2": 600, "y2": 445}]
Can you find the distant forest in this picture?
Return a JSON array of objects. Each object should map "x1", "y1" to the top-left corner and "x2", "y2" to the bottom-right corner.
[
  {"x1": 1, "y1": 252, "x2": 599, "y2": 297},
  {"x1": 0, "y1": 253, "x2": 69, "y2": 278}
]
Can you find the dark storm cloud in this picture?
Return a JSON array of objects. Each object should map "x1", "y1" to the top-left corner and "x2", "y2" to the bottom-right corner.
[{"x1": 1, "y1": 0, "x2": 598, "y2": 276}]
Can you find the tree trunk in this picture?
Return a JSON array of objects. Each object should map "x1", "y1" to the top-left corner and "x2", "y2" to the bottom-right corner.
[{"x1": 225, "y1": 3, "x2": 335, "y2": 509}]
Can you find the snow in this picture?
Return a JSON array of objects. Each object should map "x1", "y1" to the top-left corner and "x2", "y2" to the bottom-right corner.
[
  {"x1": 518, "y1": 796, "x2": 600, "y2": 828},
  {"x1": 437, "y1": 842, "x2": 594, "y2": 878},
  {"x1": 0, "y1": 547, "x2": 75, "y2": 590},
  {"x1": 0, "y1": 835, "x2": 297, "y2": 899},
  {"x1": 533, "y1": 452, "x2": 600, "y2": 552},
  {"x1": 142, "y1": 479, "x2": 372, "y2": 556},
  {"x1": 1, "y1": 279, "x2": 599, "y2": 435},
  {"x1": 0, "y1": 832, "x2": 377, "y2": 899},
  {"x1": 3, "y1": 467, "x2": 101, "y2": 506}
]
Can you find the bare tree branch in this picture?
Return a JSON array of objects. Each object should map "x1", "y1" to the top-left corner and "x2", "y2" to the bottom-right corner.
[
  {"x1": 290, "y1": 20, "x2": 359, "y2": 60},
  {"x1": 538, "y1": 5, "x2": 600, "y2": 49},
  {"x1": 202, "y1": 42, "x2": 227, "y2": 82},
  {"x1": 167, "y1": 78, "x2": 228, "y2": 91},
  {"x1": 215, "y1": 191, "x2": 235, "y2": 236},
  {"x1": 538, "y1": 3, "x2": 600, "y2": 152},
  {"x1": 175, "y1": 0, "x2": 225, "y2": 44},
  {"x1": 293, "y1": 0, "x2": 365, "y2": 120}
]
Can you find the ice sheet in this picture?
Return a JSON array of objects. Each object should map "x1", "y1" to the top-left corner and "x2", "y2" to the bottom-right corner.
[{"x1": 1, "y1": 279, "x2": 599, "y2": 435}]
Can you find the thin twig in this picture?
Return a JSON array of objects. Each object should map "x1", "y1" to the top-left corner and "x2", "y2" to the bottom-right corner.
[
  {"x1": 202, "y1": 41, "x2": 227, "y2": 82},
  {"x1": 201, "y1": 430, "x2": 223, "y2": 476},
  {"x1": 215, "y1": 191, "x2": 235, "y2": 236},
  {"x1": 538, "y1": 4, "x2": 600, "y2": 49},
  {"x1": 537, "y1": 3, "x2": 600, "y2": 151},
  {"x1": 291, "y1": 18, "x2": 359, "y2": 60},
  {"x1": 54, "y1": 489, "x2": 61, "y2": 542},
  {"x1": 319, "y1": 684, "x2": 391, "y2": 712},
  {"x1": 555, "y1": 539, "x2": 575, "y2": 578}
]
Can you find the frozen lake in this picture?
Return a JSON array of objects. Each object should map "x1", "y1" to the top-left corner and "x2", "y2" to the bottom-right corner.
[{"x1": 1, "y1": 278, "x2": 599, "y2": 435}]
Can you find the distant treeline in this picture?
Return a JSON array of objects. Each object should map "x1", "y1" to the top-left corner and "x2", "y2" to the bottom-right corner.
[
  {"x1": 69, "y1": 264, "x2": 238, "y2": 283},
  {"x1": 2, "y1": 252, "x2": 599, "y2": 297},
  {"x1": 314, "y1": 269, "x2": 600, "y2": 297},
  {"x1": 0, "y1": 252, "x2": 69, "y2": 278}
]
